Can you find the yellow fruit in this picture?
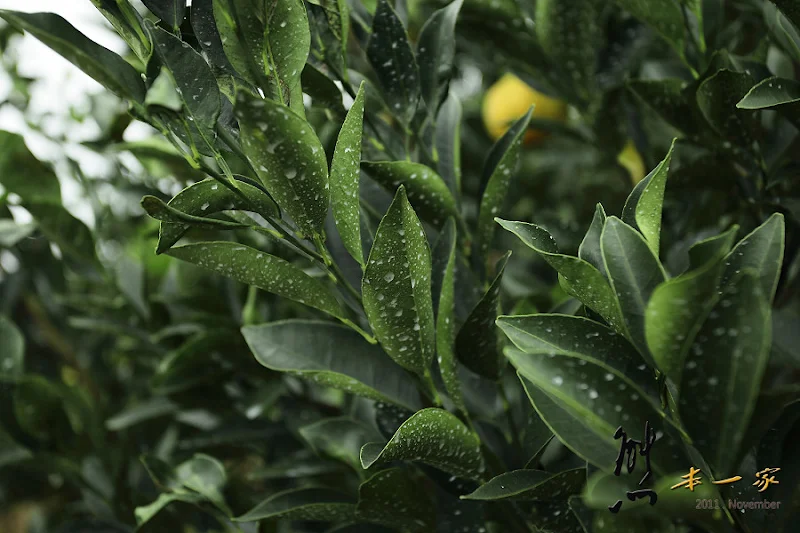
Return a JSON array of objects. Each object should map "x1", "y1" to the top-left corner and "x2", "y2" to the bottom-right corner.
[
  {"x1": 482, "y1": 73, "x2": 567, "y2": 144},
  {"x1": 617, "y1": 140, "x2": 646, "y2": 185}
]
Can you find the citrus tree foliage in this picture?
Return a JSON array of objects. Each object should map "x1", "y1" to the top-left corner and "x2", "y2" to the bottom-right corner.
[{"x1": 1, "y1": 1, "x2": 800, "y2": 532}]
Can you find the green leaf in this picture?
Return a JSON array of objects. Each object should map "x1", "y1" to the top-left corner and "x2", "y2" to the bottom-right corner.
[
  {"x1": 578, "y1": 204, "x2": 607, "y2": 277},
  {"x1": 142, "y1": 195, "x2": 251, "y2": 229},
  {"x1": 360, "y1": 408, "x2": 485, "y2": 480},
  {"x1": 416, "y1": 0, "x2": 463, "y2": 113},
  {"x1": 455, "y1": 253, "x2": 510, "y2": 380},
  {"x1": 476, "y1": 109, "x2": 533, "y2": 261},
  {"x1": 435, "y1": 92, "x2": 462, "y2": 197},
  {"x1": 611, "y1": 0, "x2": 685, "y2": 56},
  {"x1": 153, "y1": 178, "x2": 279, "y2": 253},
  {"x1": 462, "y1": 467, "x2": 584, "y2": 501},
  {"x1": 0, "y1": 10, "x2": 146, "y2": 102},
  {"x1": 135, "y1": 493, "x2": 206, "y2": 526},
  {"x1": 678, "y1": 273, "x2": 772, "y2": 476},
  {"x1": 0, "y1": 131, "x2": 61, "y2": 202},
  {"x1": 191, "y1": 0, "x2": 237, "y2": 75},
  {"x1": 235, "y1": 487, "x2": 355, "y2": 522},
  {"x1": 362, "y1": 187, "x2": 435, "y2": 377},
  {"x1": 435, "y1": 219, "x2": 467, "y2": 415},
  {"x1": 498, "y1": 314, "x2": 660, "y2": 405},
  {"x1": 738, "y1": 76, "x2": 800, "y2": 127},
  {"x1": 331, "y1": 81, "x2": 366, "y2": 265},
  {"x1": 363, "y1": 161, "x2": 458, "y2": 229},
  {"x1": 142, "y1": 0, "x2": 186, "y2": 30},
  {"x1": 771, "y1": 0, "x2": 800, "y2": 31},
  {"x1": 645, "y1": 227, "x2": 738, "y2": 383},
  {"x1": 26, "y1": 202, "x2": 99, "y2": 266},
  {"x1": 496, "y1": 219, "x2": 626, "y2": 334},
  {"x1": 514, "y1": 362, "x2": 683, "y2": 475},
  {"x1": 235, "y1": 94, "x2": 330, "y2": 237},
  {"x1": 106, "y1": 397, "x2": 177, "y2": 431},
  {"x1": 148, "y1": 22, "x2": 221, "y2": 132},
  {"x1": 720, "y1": 213, "x2": 785, "y2": 304},
  {"x1": 299, "y1": 418, "x2": 382, "y2": 471},
  {"x1": 302, "y1": 62, "x2": 346, "y2": 116},
  {"x1": 367, "y1": 0, "x2": 420, "y2": 124},
  {"x1": 90, "y1": 0, "x2": 151, "y2": 63},
  {"x1": 262, "y1": 0, "x2": 311, "y2": 109},
  {"x1": 696, "y1": 69, "x2": 756, "y2": 146},
  {"x1": 522, "y1": 409, "x2": 553, "y2": 468},
  {"x1": 355, "y1": 468, "x2": 436, "y2": 532},
  {"x1": 166, "y1": 242, "x2": 344, "y2": 318},
  {"x1": 600, "y1": 217, "x2": 666, "y2": 362},
  {"x1": 0, "y1": 316, "x2": 24, "y2": 380},
  {"x1": 242, "y1": 320, "x2": 422, "y2": 410},
  {"x1": 627, "y1": 79, "x2": 697, "y2": 135},
  {"x1": 174, "y1": 454, "x2": 231, "y2": 515},
  {"x1": 213, "y1": 0, "x2": 310, "y2": 107},
  {"x1": 535, "y1": 0, "x2": 599, "y2": 103},
  {"x1": 621, "y1": 140, "x2": 675, "y2": 257}
]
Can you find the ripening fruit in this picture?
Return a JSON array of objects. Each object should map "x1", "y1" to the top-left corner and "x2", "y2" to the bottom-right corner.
[
  {"x1": 482, "y1": 73, "x2": 567, "y2": 144},
  {"x1": 617, "y1": 140, "x2": 646, "y2": 185}
]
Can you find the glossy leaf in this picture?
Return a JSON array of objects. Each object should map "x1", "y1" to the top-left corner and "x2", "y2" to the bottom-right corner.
[
  {"x1": 578, "y1": 204, "x2": 607, "y2": 277},
  {"x1": 236, "y1": 94, "x2": 330, "y2": 236},
  {"x1": 514, "y1": 360, "x2": 683, "y2": 475},
  {"x1": 435, "y1": 219, "x2": 467, "y2": 415},
  {"x1": 362, "y1": 161, "x2": 458, "y2": 229},
  {"x1": 679, "y1": 273, "x2": 772, "y2": 476},
  {"x1": 498, "y1": 314, "x2": 660, "y2": 405},
  {"x1": 645, "y1": 227, "x2": 738, "y2": 383},
  {"x1": 367, "y1": 0, "x2": 420, "y2": 124},
  {"x1": 362, "y1": 187, "x2": 435, "y2": 376},
  {"x1": 360, "y1": 408, "x2": 485, "y2": 480},
  {"x1": 299, "y1": 417, "x2": 382, "y2": 471},
  {"x1": 416, "y1": 0, "x2": 463, "y2": 112},
  {"x1": 153, "y1": 178, "x2": 279, "y2": 253},
  {"x1": 476, "y1": 109, "x2": 533, "y2": 261},
  {"x1": 148, "y1": 22, "x2": 221, "y2": 132},
  {"x1": 0, "y1": 10, "x2": 146, "y2": 102},
  {"x1": 496, "y1": 219, "x2": 626, "y2": 334},
  {"x1": 236, "y1": 487, "x2": 355, "y2": 522},
  {"x1": 330, "y1": 81, "x2": 366, "y2": 265},
  {"x1": 90, "y1": 0, "x2": 151, "y2": 63},
  {"x1": 462, "y1": 467, "x2": 584, "y2": 501},
  {"x1": 627, "y1": 79, "x2": 696, "y2": 135},
  {"x1": 355, "y1": 468, "x2": 436, "y2": 532},
  {"x1": 696, "y1": 69, "x2": 756, "y2": 146},
  {"x1": 720, "y1": 213, "x2": 785, "y2": 304},
  {"x1": 213, "y1": 0, "x2": 310, "y2": 106},
  {"x1": 737, "y1": 76, "x2": 800, "y2": 116},
  {"x1": 166, "y1": 241, "x2": 344, "y2": 318},
  {"x1": 455, "y1": 253, "x2": 510, "y2": 380},
  {"x1": 435, "y1": 92, "x2": 462, "y2": 197},
  {"x1": 601, "y1": 216, "x2": 666, "y2": 361},
  {"x1": 191, "y1": 0, "x2": 237, "y2": 75},
  {"x1": 142, "y1": 0, "x2": 186, "y2": 29},
  {"x1": 242, "y1": 320, "x2": 422, "y2": 410},
  {"x1": 621, "y1": 140, "x2": 675, "y2": 257},
  {"x1": 0, "y1": 316, "x2": 24, "y2": 380}
]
